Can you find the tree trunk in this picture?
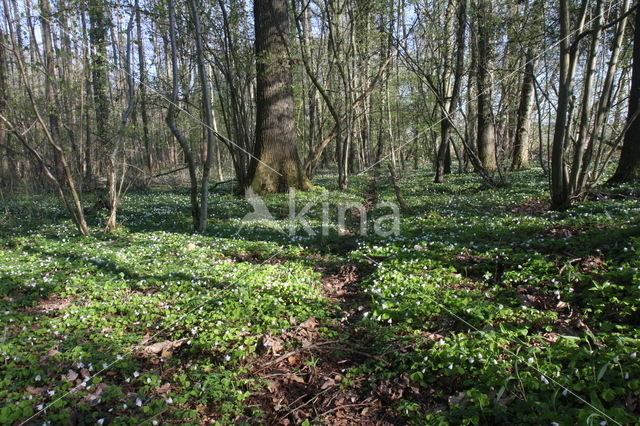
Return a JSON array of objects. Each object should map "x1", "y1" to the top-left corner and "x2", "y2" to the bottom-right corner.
[
  {"x1": 135, "y1": 0, "x2": 153, "y2": 174},
  {"x1": 610, "y1": 7, "x2": 640, "y2": 182},
  {"x1": 550, "y1": 0, "x2": 573, "y2": 209},
  {"x1": 39, "y1": 0, "x2": 63, "y2": 181},
  {"x1": 250, "y1": 0, "x2": 311, "y2": 194},
  {"x1": 188, "y1": 0, "x2": 217, "y2": 232},
  {"x1": 550, "y1": 0, "x2": 588, "y2": 209},
  {"x1": 511, "y1": 50, "x2": 536, "y2": 170},
  {"x1": 0, "y1": 27, "x2": 7, "y2": 184},
  {"x1": 475, "y1": 0, "x2": 497, "y2": 172},
  {"x1": 166, "y1": 0, "x2": 200, "y2": 228},
  {"x1": 88, "y1": 0, "x2": 110, "y2": 189},
  {"x1": 435, "y1": 0, "x2": 466, "y2": 183}
]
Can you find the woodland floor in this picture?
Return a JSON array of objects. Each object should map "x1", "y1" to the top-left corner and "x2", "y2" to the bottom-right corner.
[{"x1": 1, "y1": 169, "x2": 640, "y2": 425}]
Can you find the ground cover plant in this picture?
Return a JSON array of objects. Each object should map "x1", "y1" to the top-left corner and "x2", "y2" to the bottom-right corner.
[{"x1": 1, "y1": 169, "x2": 639, "y2": 425}]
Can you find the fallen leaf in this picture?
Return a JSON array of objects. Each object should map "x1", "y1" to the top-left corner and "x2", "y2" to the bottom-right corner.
[
  {"x1": 63, "y1": 369, "x2": 79, "y2": 382},
  {"x1": 141, "y1": 338, "x2": 186, "y2": 358},
  {"x1": 287, "y1": 374, "x2": 305, "y2": 384},
  {"x1": 300, "y1": 317, "x2": 318, "y2": 330},
  {"x1": 321, "y1": 378, "x2": 335, "y2": 390}
]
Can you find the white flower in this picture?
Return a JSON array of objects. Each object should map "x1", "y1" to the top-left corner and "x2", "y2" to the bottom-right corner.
[
  {"x1": 133, "y1": 371, "x2": 140, "y2": 377},
  {"x1": 165, "y1": 397, "x2": 173, "y2": 404},
  {"x1": 527, "y1": 357, "x2": 534, "y2": 363},
  {"x1": 97, "y1": 419, "x2": 104, "y2": 425},
  {"x1": 35, "y1": 374, "x2": 42, "y2": 381},
  {"x1": 630, "y1": 352, "x2": 637, "y2": 359},
  {"x1": 540, "y1": 375, "x2": 549, "y2": 385},
  {"x1": 136, "y1": 398, "x2": 142, "y2": 407}
]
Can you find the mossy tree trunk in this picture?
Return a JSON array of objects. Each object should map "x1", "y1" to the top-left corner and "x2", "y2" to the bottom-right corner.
[
  {"x1": 250, "y1": 0, "x2": 312, "y2": 194},
  {"x1": 88, "y1": 0, "x2": 110, "y2": 172}
]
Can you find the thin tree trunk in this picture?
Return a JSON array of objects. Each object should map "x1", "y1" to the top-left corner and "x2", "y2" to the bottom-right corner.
[
  {"x1": 2, "y1": 0, "x2": 89, "y2": 235},
  {"x1": 188, "y1": 0, "x2": 217, "y2": 232},
  {"x1": 135, "y1": 0, "x2": 153, "y2": 174},
  {"x1": 166, "y1": 0, "x2": 200, "y2": 227}
]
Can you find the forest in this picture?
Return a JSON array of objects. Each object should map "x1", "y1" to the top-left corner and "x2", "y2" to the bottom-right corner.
[{"x1": 0, "y1": 0, "x2": 640, "y2": 423}]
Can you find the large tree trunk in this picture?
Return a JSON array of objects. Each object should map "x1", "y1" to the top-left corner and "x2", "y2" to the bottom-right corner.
[
  {"x1": 511, "y1": 50, "x2": 536, "y2": 170},
  {"x1": 610, "y1": 7, "x2": 640, "y2": 182},
  {"x1": 475, "y1": 0, "x2": 497, "y2": 173},
  {"x1": 250, "y1": 0, "x2": 311, "y2": 194}
]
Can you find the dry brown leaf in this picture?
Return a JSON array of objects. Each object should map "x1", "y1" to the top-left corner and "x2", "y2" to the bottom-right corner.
[
  {"x1": 142, "y1": 338, "x2": 186, "y2": 357},
  {"x1": 320, "y1": 378, "x2": 336, "y2": 390},
  {"x1": 287, "y1": 374, "x2": 305, "y2": 384},
  {"x1": 63, "y1": 369, "x2": 79, "y2": 382},
  {"x1": 25, "y1": 386, "x2": 45, "y2": 395},
  {"x1": 300, "y1": 317, "x2": 318, "y2": 330}
]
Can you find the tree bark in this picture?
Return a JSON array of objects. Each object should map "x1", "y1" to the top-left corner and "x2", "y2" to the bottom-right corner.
[
  {"x1": 435, "y1": 0, "x2": 466, "y2": 183},
  {"x1": 475, "y1": 0, "x2": 497, "y2": 173},
  {"x1": 188, "y1": 0, "x2": 217, "y2": 232},
  {"x1": 0, "y1": 27, "x2": 7, "y2": 184},
  {"x1": 88, "y1": 0, "x2": 110, "y2": 189},
  {"x1": 551, "y1": 0, "x2": 575, "y2": 209},
  {"x1": 250, "y1": 0, "x2": 311, "y2": 194},
  {"x1": 511, "y1": 50, "x2": 536, "y2": 170},
  {"x1": 610, "y1": 7, "x2": 640, "y2": 182},
  {"x1": 135, "y1": 0, "x2": 153, "y2": 174},
  {"x1": 166, "y1": 0, "x2": 200, "y2": 228}
]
